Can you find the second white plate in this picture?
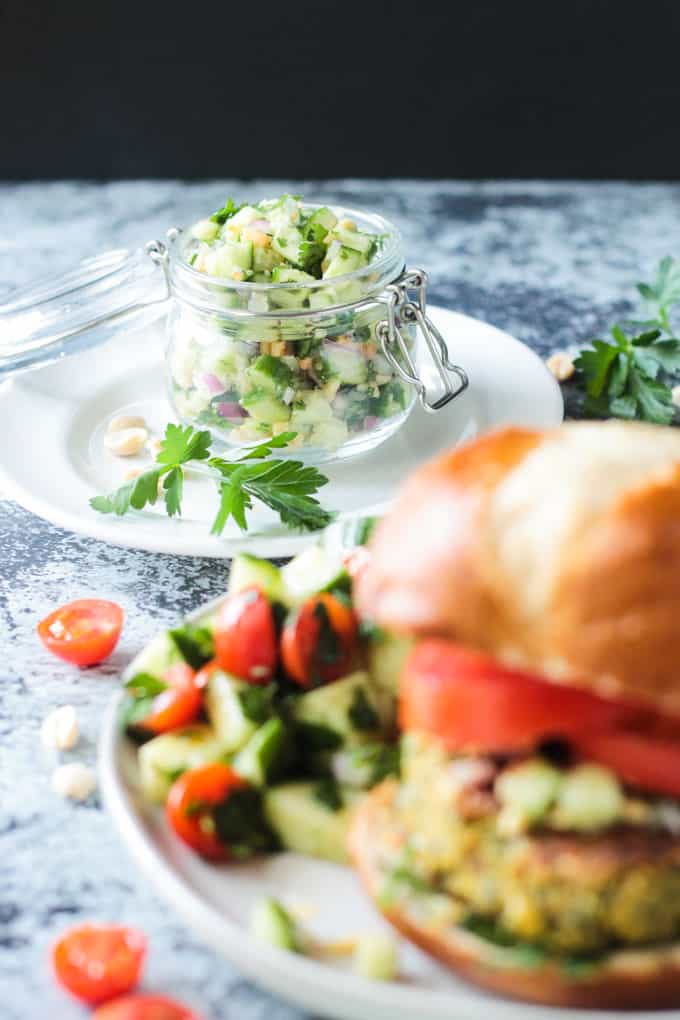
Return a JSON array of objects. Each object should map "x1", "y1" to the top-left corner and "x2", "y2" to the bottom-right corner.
[{"x1": 0, "y1": 306, "x2": 562, "y2": 558}]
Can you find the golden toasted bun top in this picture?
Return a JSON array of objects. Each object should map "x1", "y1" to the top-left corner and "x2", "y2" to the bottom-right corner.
[{"x1": 355, "y1": 421, "x2": 680, "y2": 713}]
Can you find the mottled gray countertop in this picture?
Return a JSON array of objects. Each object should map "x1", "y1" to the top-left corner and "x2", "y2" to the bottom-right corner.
[{"x1": 2, "y1": 180, "x2": 680, "y2": 1019}]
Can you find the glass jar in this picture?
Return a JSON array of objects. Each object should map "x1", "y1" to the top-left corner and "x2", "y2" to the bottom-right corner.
[{"x1": 0, "y1": 204, "x2": 467, "y2": 465}]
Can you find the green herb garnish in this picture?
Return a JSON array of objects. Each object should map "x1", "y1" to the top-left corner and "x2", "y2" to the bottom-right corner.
[
  {"x1": 169, "y1": 623, "x2": 215, "y2": 670},
  {"x1": 120, "y1": 672, "x2": 166, "y2": 731},
  {"x1": 212, "y1": 786, "x2": 278, "y2": 858},
  {"x1": 313, "y1": 776, "x2": 343, "y2": 811},
  {"x1": 237, "y1": 684, "x2": 277, "y2": 725},
  {"x1": 573, "y1": 257, "x2": 680, "y2": 424},
  {"x1": 90, "y1": 425, "x2": 335, "y2": 536},
  {"x1": 348, "y1": 686, "x2": 380, "y2": 731},
  {"x1": 210, "y1": 198, "x2": 245, "y2": 225},
  {"x1": 295, "y1": 721, "x2": 343, "y2": 751}
]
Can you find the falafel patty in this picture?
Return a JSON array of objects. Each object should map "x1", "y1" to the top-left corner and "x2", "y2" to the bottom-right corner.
[{"x1": 392, "y1": 734, "x2": 680, "y2": 955}]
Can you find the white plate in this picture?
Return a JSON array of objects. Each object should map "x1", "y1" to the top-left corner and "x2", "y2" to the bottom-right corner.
[
  {"x1": 99, "y1": 593, "x2": 658, "y2": 1020},
  {"x1": 0, "y1": 307, "x2": 562, "y2": 558}
]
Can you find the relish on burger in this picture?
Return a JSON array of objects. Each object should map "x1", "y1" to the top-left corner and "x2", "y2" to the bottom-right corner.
[{"x1": 350, "y1": 422, "x2": 680, "y2": 1010}]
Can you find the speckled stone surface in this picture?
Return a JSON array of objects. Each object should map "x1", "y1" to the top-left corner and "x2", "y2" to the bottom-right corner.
[{"x1": 1, "y1": 180, "x2": 679, "y2": 1019}]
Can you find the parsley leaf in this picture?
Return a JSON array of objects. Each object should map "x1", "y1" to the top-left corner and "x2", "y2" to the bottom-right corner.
[
  {"x1": 169, "y1": 624, "x2": 215, "y2": 669},
  {"x1": 124, "y1": 672, "x2": 167, "y2": 698},
  {"x1": 348, "y1": 686, "x2": 380, "y2": 731},
  {"x1": 571, "y1": 258, "x2": 680, "y2": 424},
  {"x1": 210, "y1": 198, "x2": 245, "y2": 225},
  {"x1": 91, "y1": 426, "x2": 334, "y2": 536},
  {"x1": 575, "y1": 326, "x2": 678, "y2": 425},
  {"x1": 313, "y1": 776, "x2": 343, "y2": 811}
]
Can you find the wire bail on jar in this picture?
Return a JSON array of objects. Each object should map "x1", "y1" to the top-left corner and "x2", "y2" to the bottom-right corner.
[{"x1": 376, "y1": 269, "x2": 468, "y2": 413}]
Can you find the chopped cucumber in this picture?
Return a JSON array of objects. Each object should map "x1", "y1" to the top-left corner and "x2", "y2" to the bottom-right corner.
[
  {"x1": 190, "y1": 218, "x2": 220, "y2": 243},
  {"x1": 204, "y1": 670, "x2": 259, "y2": 753},
  {"x1": 139, "y1": 725, "x2": 225, "y2": 803},
  {"x1": 233, "y1": 718, "x2": 290, "y2": 787},
  {"x1": 252, "y1": 245, "x2": 283, "y2": 274},
  {"x1": 229, "y1": 553, "x2": 286, "y2": 603},
  {"x1": 310, "y1": 418, "x2": 349, "y2": 450},
  {"x1": 330, "y1": 227, "x2": 373, "y2": 254},
  {"x1": 204, "y1": 240, "x2": 254, "y2": 277},
  {"x1": 368, "y1": 633, "x2": 413, "y2": 707},
  {"x1": 281, "y1": 544, "x2": 349, "y2": 604},
  {"x1": 271, "y1": 267, "x2": 317, "y2": 285},
  {"x1": 305, "y1": 207, "x2": 337, "y2": 234},
  {"x1": 289, "y1": 391, "x2": 333, "y2": 427},
  {"x1": 323, "y1": 344, "x2": 368, "y2": 384},
  {"x1": 250, "y1": 897, "x2": 300, "y2": 952},
  {"x1": 353, "y1": 932, "x2": 398, "y2": 981},
  {"x1": 240, "y1": 392, "x2": 291, "y2": 424},
  {"x1": 245, "y1": 354, "x2": 293, "y2": 395},
  {"x1": 323, "y1": 247, "x2": 365, "y2": 279},
  {"x1": 126, "y1": 631, "x2": 181, "y2": 678},
  {"x1": 264, "y1": 781, "x2": 360, "y2": 864},
  {"x1": 294, "y1": 671, "x2": 388, "y2": 747},
  {"x1": 271, "y1": 226, "x2": 303, "y2": 264}
]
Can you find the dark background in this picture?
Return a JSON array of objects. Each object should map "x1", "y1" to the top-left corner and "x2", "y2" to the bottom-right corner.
[{"x1": 2, "y1": 0, "x2": 680, "y2": 180}]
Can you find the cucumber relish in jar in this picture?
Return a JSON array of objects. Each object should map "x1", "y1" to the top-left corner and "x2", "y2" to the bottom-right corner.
[
  {"x1": 167, "y1": 194, "x2": 416, "y2": 461},
  {"x1": 0, "y1": 194, "x2": 467, "y2": 466}
]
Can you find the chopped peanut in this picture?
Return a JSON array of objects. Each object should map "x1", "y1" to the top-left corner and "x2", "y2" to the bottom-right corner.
[
  {"x1": 270, "y1": 340, "x2": 286, "y2": 357},
  {"x1": 107, "y1": 414, "x2": 147, "y2": 433},
  {"x1": 546, "y1": 351, "x2": 575, "y2": 382},
  {"x1": 299, "y1": 357, "x2": 312, "y2": 370},
  {"x1": 104, "y1": 427, "x2": 148, "y2": 457}
]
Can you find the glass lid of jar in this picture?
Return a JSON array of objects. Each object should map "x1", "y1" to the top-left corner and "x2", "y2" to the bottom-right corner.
[{"x1": 0, "y1": 242, "x2": 170, "y2": 379}]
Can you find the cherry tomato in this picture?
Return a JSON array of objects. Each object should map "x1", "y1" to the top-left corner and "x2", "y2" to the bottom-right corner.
[
  {"x1": 93, "y1": 994, "x2": 202, "y2": 1020},
  {"x1": 193, "y1": 658, "x2": 220, "y2": 691},
  {"x1": 166, "y1": 762, "x2": 248, "y2": 859},
  {"x1": 281, "y1": 593, "x2": 358, "y2": 688},
  {"x1": 51, "y1": 924, "x2": 146, "y2": 1004},
  {"x1": 137, "y1": 663, "x2": 202, "y2": 735},
  {"x1": 400, "y1": 640, "x2": 639, "y2": 753},
  {"x1": 38, "y1": 599, "x2": 124, "y2": 667},
  {"x1": 214, "y1": 588, "x2": 277, "y2": 684},
  {"x1": 574, "y1": 728, "x2": 680, "y2": 798}
]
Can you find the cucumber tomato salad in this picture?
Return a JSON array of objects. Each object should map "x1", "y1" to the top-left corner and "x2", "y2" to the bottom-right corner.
[
  {"x1": 120, "y1": 518, "x2": 409, "y2": 865},
  {"x1": 170, "y1": 195, "x2": 411, "y2": 454}
]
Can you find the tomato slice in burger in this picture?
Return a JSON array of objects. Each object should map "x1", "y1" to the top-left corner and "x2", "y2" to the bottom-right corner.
[
  {"x1": 51, "y1": 924, "x2": 146, "y2": 1004},
  {"x1": 166, "y1": 762, "x2": 249, "y2": 860},
  {"x1": 281, "y1": 593, "x2": 358, "y2": 687},
  {"x1": 573, "y1": 728, "x2": 680, "y2": 799},
  {"x1": 93, "y1": 994, "x2": 202, "y2": 1020},
  {"x1": 400, "y1": 640, "x2": 638, "y2": 753},
  {"x1": 38, "y1": 599, "x2": 124, "y2": 666},
  {"x1": 214, "y1": 588, "x2": 277, "y2": 684}
]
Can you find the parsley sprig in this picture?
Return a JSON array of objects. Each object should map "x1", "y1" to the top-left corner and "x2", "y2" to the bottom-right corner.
[
  {"x1": 90, "y1": 425, "x2": 335, "y2": 535},
  {"x1": 573, "y1": 257, "x2": 680, "y2": 424}
]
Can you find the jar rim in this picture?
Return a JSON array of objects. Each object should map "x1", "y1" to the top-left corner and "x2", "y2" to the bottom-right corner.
[{"x1": 168, "y1": 203, "x2": 403, "y2": 293}]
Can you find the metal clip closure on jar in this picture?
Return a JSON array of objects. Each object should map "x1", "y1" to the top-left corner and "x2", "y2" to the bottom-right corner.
[{"x1": 376, "y1": 268, "x2": 468, "y2": 414}]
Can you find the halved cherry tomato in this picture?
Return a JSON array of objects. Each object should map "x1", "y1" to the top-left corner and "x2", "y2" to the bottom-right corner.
[
  {"x1": 51, "y1": 924, "x2": 146, "y2": 1004},
  {"x1": 38, "y1": 599, "x2": 124, "y2": 667},
  {"x1": 574, "y1": 728, "x2": 680, "y2": 798},
  {"x1": 193, "y1": 658, "x2": 220, "y2": 691},
  {"x1": 166, "y1": 762, "x2": 248, "y2": 859},
  {"x1": 137, "y1": 663, "x2": 202, "y2": 735},
  {"x1": 214, "y1": 588, "x2": 277, "y2": 684},
  {"x1": 281, "y1": 593, "x2": 358, "y2": 688},
  {"x1": 400, "y1": 640, "x2": 639, "y2": 753},
  {"x1": 93, "y1": 994, "x2": 202, "y2": 1020}
]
